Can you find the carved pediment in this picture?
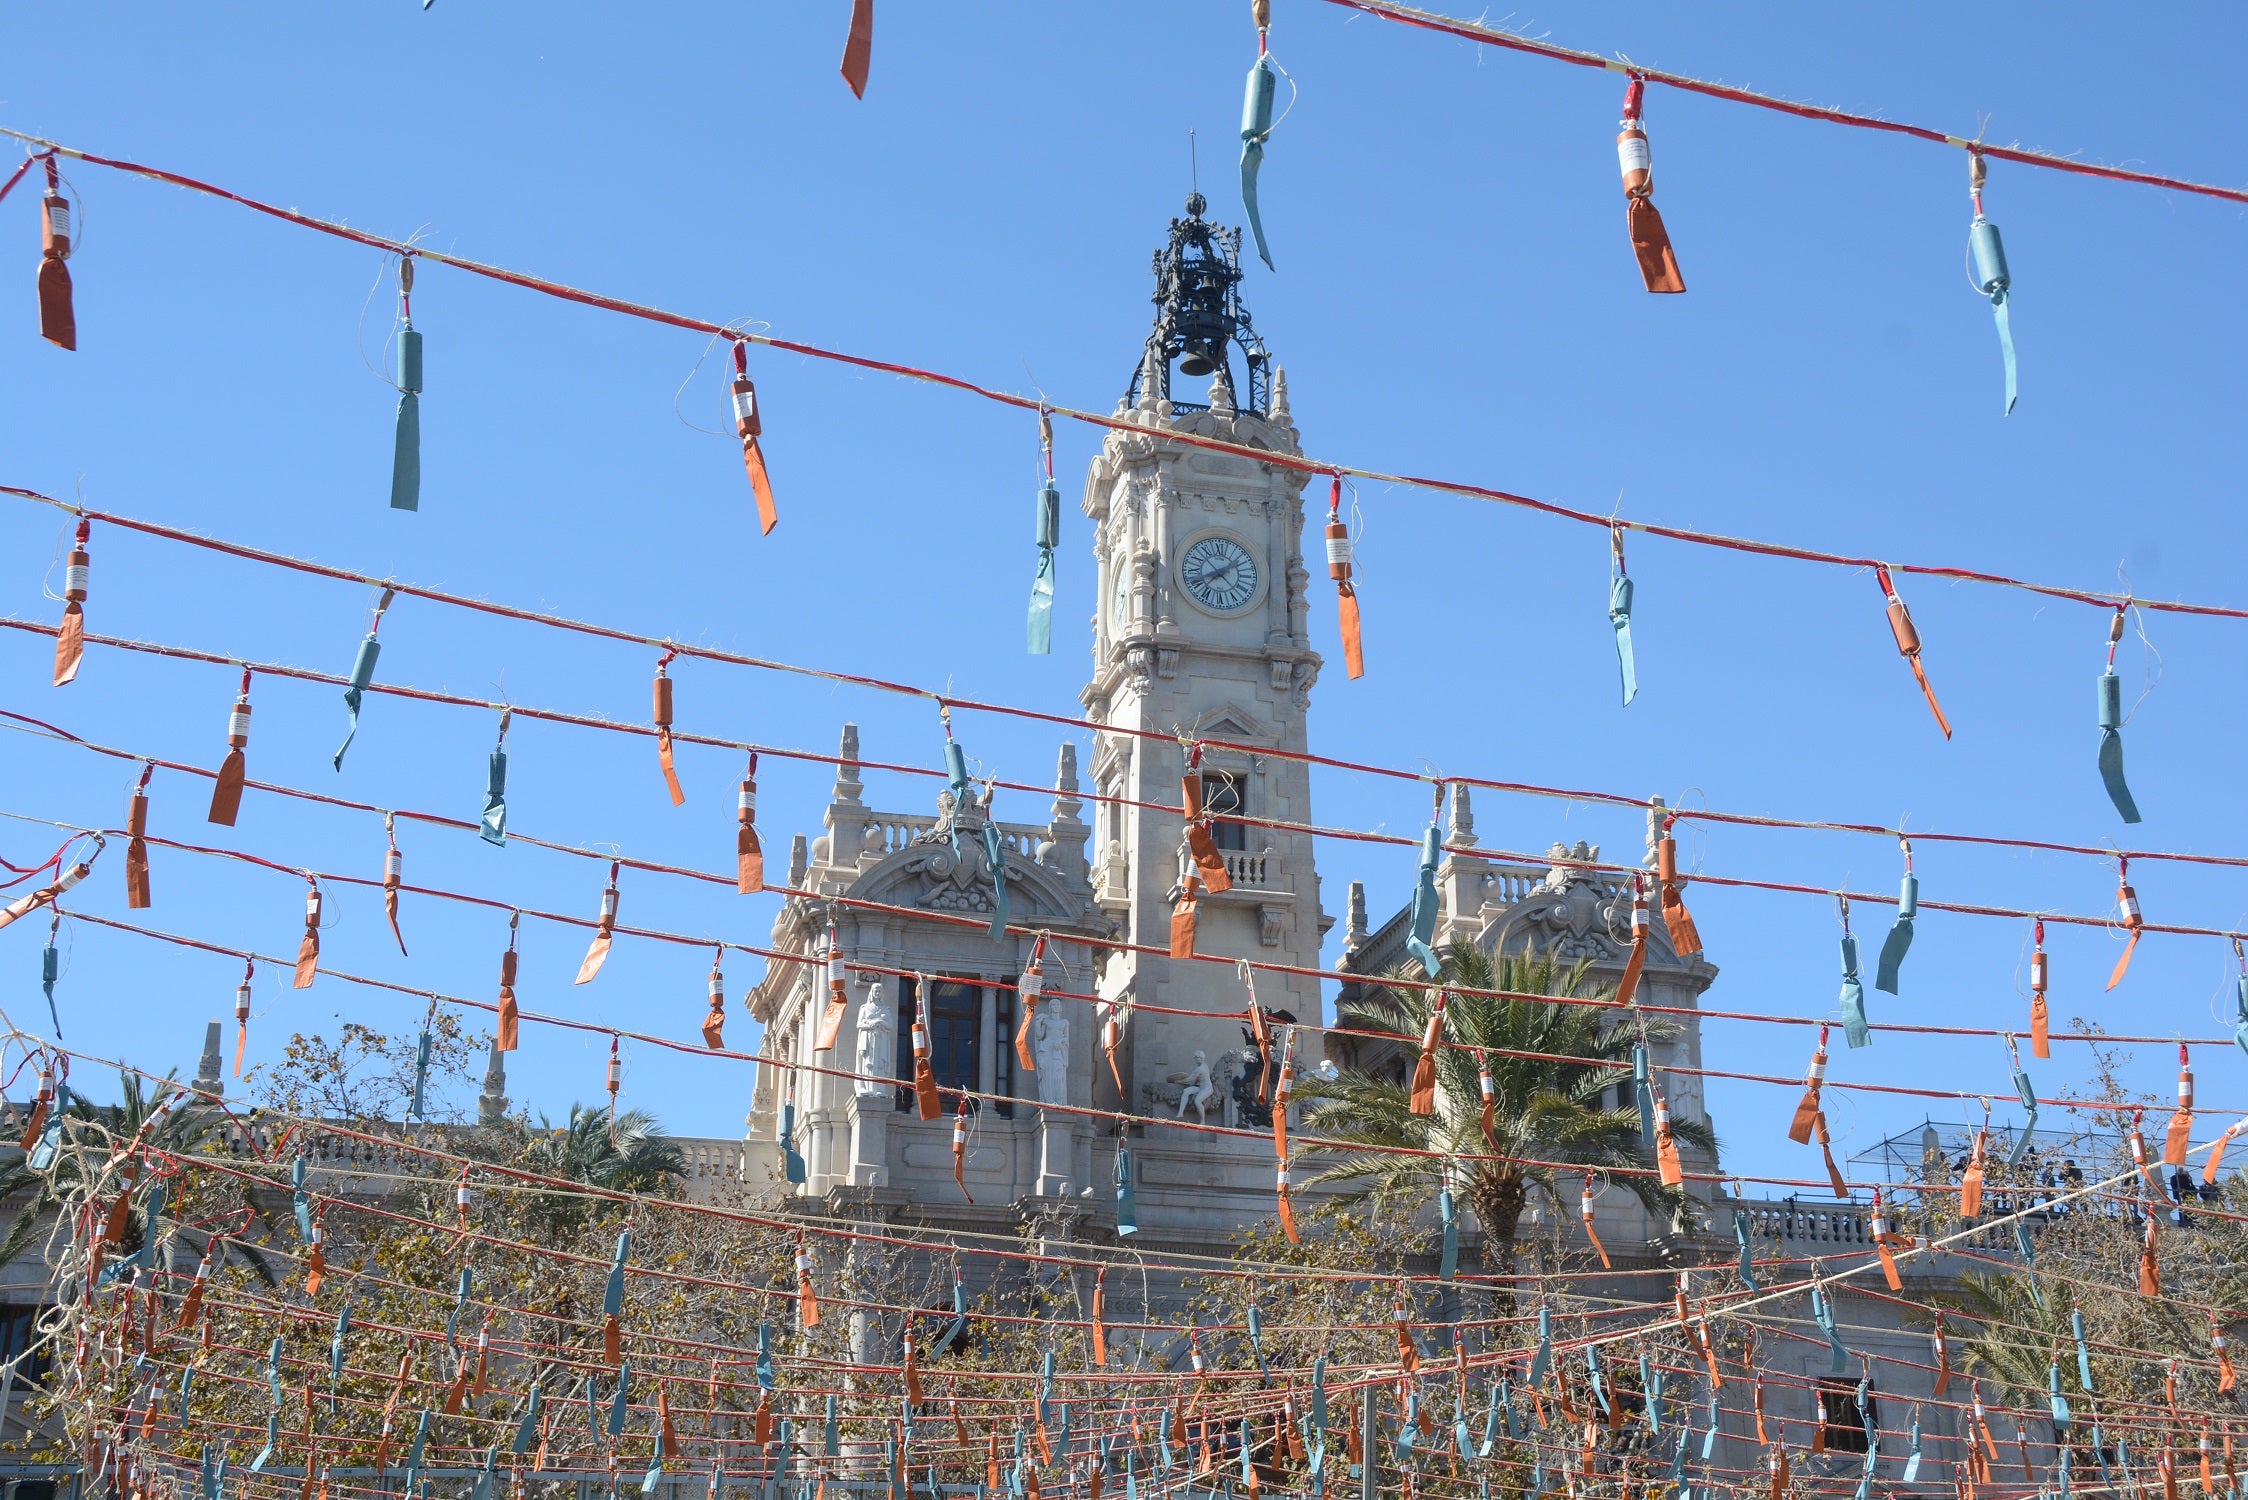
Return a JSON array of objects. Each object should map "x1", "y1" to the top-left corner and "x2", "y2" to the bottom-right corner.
[
  {"x1": 848, "y1": 821, "x2": 1096, "y2": 931},
  {"x1": 1488, "y1": 841, "x2": 1682, "y2": 969}
]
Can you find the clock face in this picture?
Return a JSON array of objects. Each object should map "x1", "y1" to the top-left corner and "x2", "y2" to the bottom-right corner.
[{"x1": 1180, "y1": 535, "x2": 1260, "y2": 614}]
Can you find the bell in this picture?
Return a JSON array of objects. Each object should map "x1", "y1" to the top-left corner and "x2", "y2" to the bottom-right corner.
[{"x1": 1178, "y1": 342, "x2": 1216, "y2": 377}]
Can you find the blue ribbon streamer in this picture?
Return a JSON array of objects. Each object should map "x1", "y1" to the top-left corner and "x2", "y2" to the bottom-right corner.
[
  {"x1": 755, "y1": 1322, "x2": 775, "y2": 1389},
  {"x1": 513, "y1": 1385, "x2": 541, "y2": 1454},
  {"x1": 1734, "y1": 1206, "x2": 1757, "y2": 1289},
  {"x1": 1529, "y1": 1306, "x2": 1552, "y2": 1388},
  {"x1": 1903, "y1": 1410, "x2": 1922, "y2": 1483},
  {"x1": 1438, "y1": 1186, "x2": 1458, "y2": 1280},
  {"x1": 1404, "y1": 824, "x2": 1441, "y2": 976},
  {"x1": 1240, "y1": 56, "x2": 1277, "y2": 272},
  {"x1": 1810, "y1": 1280, "x2": 1847, "y2": 1372},
  {"x1": 2098, "y1": 671, "x2": 2142, "y2": 823},
  {"x1": 1991, "y1": 293, "x2": 2018, "y2": 416},
  {"x1": 606, "y1": 1229, "x2": 631, "y2": 1317},
  {"x1": 1633, "y1": 1041, "x2": 1657, "y2": 1146},
  {"x1": 781, "y1": 1101, "x2": 807, "y2": 1185},
  {"x1": 1839, "y1": 932, "x2": 1871, "y2": 1049},
  {"x1": 608, "y1": 1361, "x2": 631, "y2": 1437},
  {"x1": 2049, "y1": 1362, "x2": 2072, "y2": 1430},
  {"x1": 1115, "y1": 1146, "x2": 1137, "y2": 1235},
  {"x1": 39, "y1": 939, "x2": 58, "y2": 1036},
  {"x1": 251, "y1": 1410, "x2": 278, "y2": 1471},
  {"x1": 335, "y1": 631, "x2": 382, "y2": 770},
  {"x1": 480, "y1": 744, "x2": 508, "y2": 845},
  {"x1": 1875, "y1": 872, "x2": 1917, "y2": 995},
  {"x1": 981, "y1": 819, "x2": 1010, "y2": 940},
  {"x1": 1610, "y1": 573, "x2": 1638, "y2": 706},
  {"x1": 409, "y1": 1024, "x2": 432, "y2": 1118},
  {"x1": 2072, "y1": 1309, "x2": 2093, "y2": 1392},
  {"x1": 944, "y1": 741, "x2": 972, "y2": 858},
  {"x1": 391, "y1": 324, "x2": 423, "y2": 511}
]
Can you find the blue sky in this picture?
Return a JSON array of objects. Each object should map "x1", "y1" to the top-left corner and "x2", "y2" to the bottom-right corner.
[{"x1": 4, "y1": 3, "x2": 2247, "y2": 1191}]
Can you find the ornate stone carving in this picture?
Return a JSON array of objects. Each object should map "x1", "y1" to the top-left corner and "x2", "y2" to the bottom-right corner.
[
  {"x1": 1258, "y1": 904, "x2": 1288, "y2": 948},
  {"x1": 1156, "y1": 648, "x2": 1180, "y2": 680},
  {"x1": 1508, "y1": 844, "x2": 1627, "y2": 963},
  {"x1": 854, "y1": 984, "x2": 894, "y2": 1095}
]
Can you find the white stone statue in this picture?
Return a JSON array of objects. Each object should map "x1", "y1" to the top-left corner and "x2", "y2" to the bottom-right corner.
[
  {"x1": 854, "y1": 982, "x2": 894, "y2": 1093},
  {"x1": 1032, "y1": 1004, "x2": 1069, "y2": 1106},
  {"x1": 1167, "y1": 1051, "x2": 1215, "y2": 1125}
]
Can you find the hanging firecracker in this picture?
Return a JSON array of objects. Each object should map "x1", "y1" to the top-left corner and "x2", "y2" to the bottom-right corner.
[
  {"x1": 208, "y1": 669, "x2": 252, "y2": 825},
  {"x1": 1027, "y1": 410, "x2": 1059, "y2": 655},
  {"x1": 1239, "y1": 0, "x2": 1283, "y2": 271},
  {"x1": 839, "y1": 0, "x2": 873, "y2": 97},
  {"x1": 389, "y1": 257, "x2": 423, "y2": 511},
  {"x1": 728, "y1": 341, "x2": 778, "y2": 535},
  {"x1": 1617, "y1": 77, "x2": 1685, "y2": 293},
  {"x1": 1965, "y1": 152, "x2": 2017, "y2": 414},
  {"x1": 1324, "y1": 477, "x2": 1363, "y2": 679}
]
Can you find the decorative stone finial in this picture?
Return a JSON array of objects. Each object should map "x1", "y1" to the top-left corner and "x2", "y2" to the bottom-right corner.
[
  {"x1": 834, "y1": 724, "x2": 865, "y2": 803},
  {"x1": 478, "y1": 1042, "x2": 510, "y2": 1125},
  {"x1": 788, "y1": 833, "x2": 809, "y2": 888},
  {"x1": 1447, "y1": 783, "x2": 1476, "y2": 848},
  {"x1": 1137, "y1": 345, "x2": 1164, "y2": 415},
  {"x1": 195, "y1": 1021, "x2": 225, "y2": 1098},
  {"x1": 1343, "y1": 880, "x2": 1368, "y2": 953},
  {"x1": 1268, "y1": 364, "x2": 1290, "y2": 423},
  {"x1": 1208, "y1": 364, "x2": 1236, "y2": 418}
]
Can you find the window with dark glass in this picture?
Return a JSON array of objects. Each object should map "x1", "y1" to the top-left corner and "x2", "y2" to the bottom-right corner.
[
  {"x1": 1202, "y1": 771, "x2": 1247, "y2": 852},
  {"x1": 896, "y1": 977, "x2": 983, "y2": 1112},
  {"x1": 1817, "y1": 1377, "x2": 1875, "y2": 1454},
  {"x1": 993, "y1": 986, "x2": 1015, "y2": 1119},
  {"x1": 0, "y1": 1306, "x2": 54, "y2": 1386}
]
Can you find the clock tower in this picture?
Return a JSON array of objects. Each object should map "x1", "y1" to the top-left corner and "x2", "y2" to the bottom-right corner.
[{"x1": 1081, "y1": 197, "x2": 1329, "y2": 1242}]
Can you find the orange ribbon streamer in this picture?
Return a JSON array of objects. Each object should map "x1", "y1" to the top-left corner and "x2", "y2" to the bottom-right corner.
[
  {"x1": 814, "y1": 922, "x2": 849, "y2": 1051},
  {"x1": 730, "y1": 342, "x2": 779, "y2": 535},
  {"x1": 839, "y1": 0, "x2": 873, "y2": 98},
  {"x1": 1325, "y1": 477, "x2": 1365, "y2": 680},
  {"x1": 1786, "y1": 1026, "x2": 1827, "y2": 1145},
  {"x1": 2028, "y1": 918, "x2": 2050, "y2": 1058},
  {"x1": 293, "y1": 879, "x2": 321, "y2": 989},
  {"x1": 1656, "y1": 821, "x2": 1702, "y2": 956},
  {"x1": 1618, "y1": 78, "x2": 1685, "y2": 294},
  {"x1": 575, "y1": 862, "x2": 620, "y2": 985},
  {"x1": 1170, "y1": 872, "x2": 1202, "y2": 959},
  {"x1": 37, "y1": 158, "x2": 75, "y2": 350},
  {"x1": 1580, "y1": 1175, "x2": 1610, "y2": 1269},
  {"x1": 1409, "y1": 990, "x2": 1445, "y2": 1117},
  {"x1": 495, "y1": 916, "x2": 521, "y2": 1052},
  {"x1": 1876, "y1": 564, "x2": 1952, "y2": 738},
  {"x1": 912, "y1": 978, "x2": 943, "y2": 1121},
  {"x1": 54, "y1": 518, "x2": 88, "y2": 686},
  {"x1": 737, "y1": 752, "x2": 764, "y2": 893},
  {"x1": 653, "y1": 652, "x2": 685, "y2": 807},
  {"x1": 123, "y1": 763, "x2": 151, "y2": 909},
  {"x1": 702, "y1": 950, "x2": 728, "y2": 1050},
  {"x1": 2108, "y1": 862, "x2": 2143, "y2": 990},
  {"x1": 2164, "y1": 1043, "x2": 2194, "y2": 1167}
]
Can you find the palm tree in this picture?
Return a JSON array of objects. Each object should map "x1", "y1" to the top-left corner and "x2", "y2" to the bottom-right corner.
[
  {"x1": 1299, "y1": 941, "x2": 1717, "y2": 1300},
  {"x1": 0, "y1": 1069, "x2": 222, "y2": 1271},
  {"x1": 517, "y1": 1105, "x2": 687, "y2": 1236}
]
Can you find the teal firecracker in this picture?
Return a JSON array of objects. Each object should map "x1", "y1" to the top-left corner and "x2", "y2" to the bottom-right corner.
[
  {"x1": 511, "y1": 1385, "x2": 541, "y2": 1454},
  {"x1": 1403, "y1": 793, "x2": 1443, "y2": 976},
  {"x1": 1115, "y1": 1145, "x2": 1137, "y2": 1234},
  {"x1": 1609, "y1": 526, "x2": 1638, "y2": 706},
  {"x1": 2096, "y1": 606, "x2": 2142, "y2": 823},
  {"x1": 1239, "y1": 1, "x2": 1282, "y2": 271},
  {"x1": 1965, "y1": 153, "x2": 2018, "y2": 415},
  {"x1": 39, "y1": 911, "x2": 59, "y2": 1036},
  {"x1": 2006, "y1": 1036, "x2": 2039, "y2": 1166},
  {"x1": 782, "y1": 1096, "x2": 807, "y2": 1184},
  {"x1": 1437, "y1": 1176, "x2": 1458, "y2": 1280},
  {"x1": 980, "y1": 803, "x2": 1010, "y2": 939},
  {"x1": 1632, "y1": 1039, "x2": 1656, "y2": 1145},
  {"x1": 1838, "y1": 899, "x2": 1871, "y2": 1049},
  {"x1": 390, "y1": 257, "x2": 423, "y2": 510},
  {"x1": 1875, "y1": 841, "x2": 1917, "y2": 995},
  {"x1": 941, "y1": 709, "x2": 972, "y2": 858},
  {"x1": 1528, "y1": 1305, "x2": 1552, "y2": 1388},
  {"x1": 331, "y1": 1300, "x2": 352, "y2": 1409},
  {"x1": 408, "y1": 1009, "x2": 433, "y2": 1118},
  {"x1": 334, "y1": 588, "x2": 396, "y2": 770},
  {"x1": 2233, "y1": 940, "x2": 2248, "y2": 1059},
  {"x1": 480, "y1": 711, "x2": 510, "y2": 845},
  {"x1": 2072, "y1": 1309, "x2": 2093, "y2": 1392},
  {"x1": 1027, "y1": 411, "x2": 1059, "y2": 654}
]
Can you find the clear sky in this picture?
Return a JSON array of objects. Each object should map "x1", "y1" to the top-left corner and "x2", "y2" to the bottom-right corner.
[{"x1": 4, "y1": 3, "x2": 2246, "y2": 1194}]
